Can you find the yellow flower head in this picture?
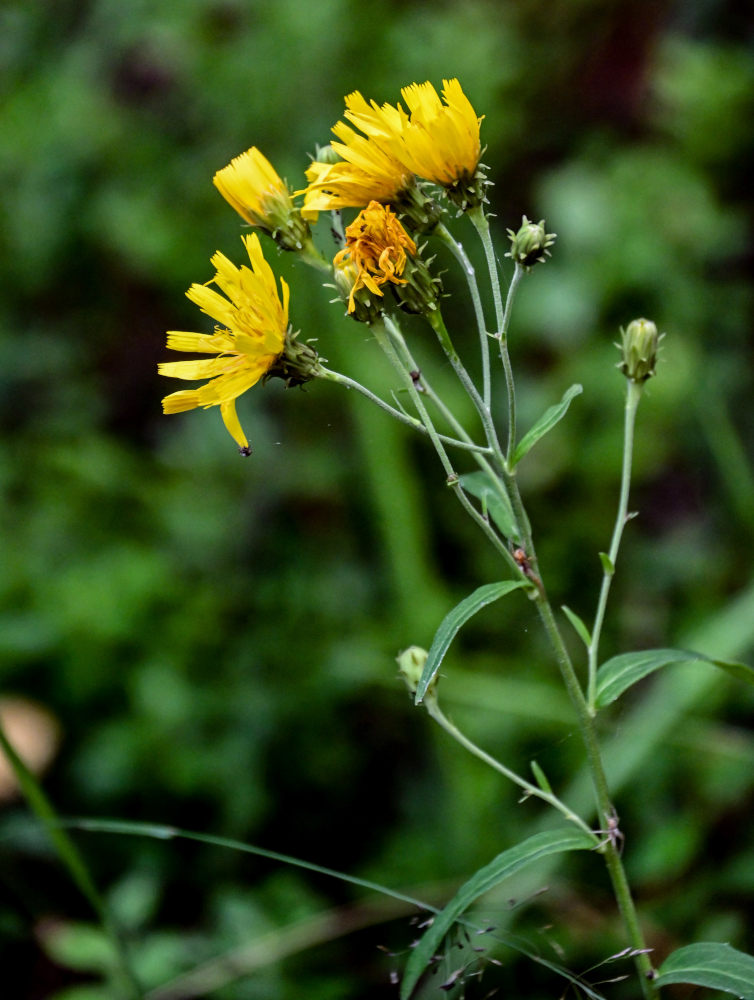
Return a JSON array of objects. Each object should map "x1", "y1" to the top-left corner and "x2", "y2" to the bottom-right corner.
[
  {"x1": 396, "y1": 79, "x2": 482, "y2": 186},
  {"x1": 214, "y1": 147, "x2": 315, "y2": 250},
  {"x1": 333, "y1": 201, "x2": 416, "y2": 314},
  {"x1": 301, "y1": 118, "x2": 414, "y2": 214},
  {"x1": 159, "y1": 233, "x2": 289, "y2": 453},
  {"x1": 343, "y1": 79, "x2": 484, "y2": 208}
]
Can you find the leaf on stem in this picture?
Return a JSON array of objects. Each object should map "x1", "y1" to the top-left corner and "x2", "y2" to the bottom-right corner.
[
  {"x1": 594, "y1": 648, "x2": 754, "y2": 709},
  {"x1": 510, "y1": 384, "x2": 583, "y2": 468},
  {"x1": 414, "y1": 581, "x2": 528, "y2": 704},
  {"x1": 561, "y1": 605, "x2": 592, "y2": 649},
  {"x1": 655, "y1": 942, "x2": 754, "y2": 998},
  {"x1": 599, "y1": 552, "x2": 614, "y2": 575},
  {"x1": 400, "y1": 828, "x2": 595, "y2": 999},
  {"x1": 530, "y1": 760, "x2": 553, "y2": 794},
  {"x1": 459, "y1": 471, "x2": 517, "y2": 540}
]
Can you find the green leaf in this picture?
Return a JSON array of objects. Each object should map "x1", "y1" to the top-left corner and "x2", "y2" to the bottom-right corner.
[
  {"x1": 561, "y1": 605, "x2": 592, "y2": 648},
  {"x1": 656, "y1": 942, "x2": 754, "y2": 998},
  {"x1": 510, "y1": 384, "x2": 583, "y2": 468},
  {"x1": 595, "y1": 648, "x2": 754, "y2": 709},
  {"x1": 414, "y1": 581, "x2": 528, "y2": 704},
  {"x1": 599, "y1": 551, "x2": 614, "y2": 575},
  {"x1": 530, "y1": 760, "x2": 553, "y2": 794},
  {"x1": 400, "y1": 828, "x2": 595, "y2": 999},
  {"x1": 458, "y1": 471, "x2": 517, "y2": 540}
]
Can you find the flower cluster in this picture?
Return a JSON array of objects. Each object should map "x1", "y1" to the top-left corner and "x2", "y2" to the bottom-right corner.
[{"x1": 158, "y1": 79, "x2": 519, "y2": 452}]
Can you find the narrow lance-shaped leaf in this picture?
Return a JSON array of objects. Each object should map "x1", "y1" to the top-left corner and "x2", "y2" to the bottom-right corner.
[
  {"x1": 510, "y1": 384, "x2": 583, "y2": 468},
  {"x1": 459, "y1": 471, "x2": 517, "y2": 540},
  {"x1": 595, "y1": 647, "x2": 754, "y2": 709},
  {"x1": 561, "y1": 605, "x2": 592, "y2": 649},
  {"x1": 530, "y1": 760, "x2": 553, "y2": 794},
  {"x1": 656, "y1": 942, "x2": 754, "y2": 999},
  {"x1": 401, "y1": 828, "x2": 595, "y2": 999},
  {"x1": 414, "y1": 581, "x2": 528, "y2": 704}
]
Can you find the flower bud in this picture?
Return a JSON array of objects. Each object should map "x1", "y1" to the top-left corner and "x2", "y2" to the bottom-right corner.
[
  {"x1": 394, "y1": 251, "x2": 443, "y2": 317},
  {"x1": 265, "y1": 328, "x2": 323, "y2": 387},
  {"x1": 505, "y1": 216, "x2": 556, "y2": 269},
  {"x1": 397, "y1": 646, "x2": 434, "y2": 698},
  {"x1": 618, "y1": 318, "x2": 660, "y2": 382},
  {"x1": 332, "y1": 257, "x2": 384, "y2": 324},
  {"x1": 312, "y1": 144, "x2": 341, "y2": 166}
]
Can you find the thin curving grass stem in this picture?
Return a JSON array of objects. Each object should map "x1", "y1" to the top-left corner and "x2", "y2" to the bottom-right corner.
[
  {"x1": 0, "y1": 722, "x2": 143, "y2": 999},
  {"x1": 587, "y1": 379, "x2": 643, "y2": 710}
]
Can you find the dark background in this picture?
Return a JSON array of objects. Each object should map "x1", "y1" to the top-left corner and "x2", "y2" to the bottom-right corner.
[{"x1": 1, "y1": 1, "x2": 754, "y2": 997}]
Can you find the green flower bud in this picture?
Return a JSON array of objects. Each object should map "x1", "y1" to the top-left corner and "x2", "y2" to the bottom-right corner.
[
  {"x1": 331, "y1": 258, "x2": 384, "y2": 324},
  {"x1": 618, "y1": 318, "x2": 660, "y2": 382},
  {"x1": 265, "y1": 328, "x2": 323, "y2": 387},
  {"x1": 505, "y1": 216, "x2": 556, "y2": 269},
  {"x1": 394, "y1": 251, "x2": 444, "y2": 317},
  {"x1": 397, "y1": 646, "x2": 435, "y2": 699},
  {"x1": 393, "y1": 179, "x2": 444, "y2": 233},
  {"x1": 312, "y1": 143, "x2": 341, "y2": 166}
]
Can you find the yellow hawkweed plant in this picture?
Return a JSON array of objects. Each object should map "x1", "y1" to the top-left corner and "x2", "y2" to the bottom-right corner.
[
  {"x1": 333, "y1": 201, "x2": 416, "y2": 315},
  {"x1": 160, "y1": 232, "x2": 319, "y2": 455},
  {"x1": 150, "y1": 80, "x2": 742, "y2": 1000}
]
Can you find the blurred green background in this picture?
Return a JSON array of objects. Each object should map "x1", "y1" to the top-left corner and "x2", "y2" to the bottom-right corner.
[{"x1": 1, "y1": 0, "x2": 754, "y2": 997}]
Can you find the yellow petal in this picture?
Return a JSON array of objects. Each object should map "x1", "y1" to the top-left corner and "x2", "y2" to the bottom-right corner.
[
  {"x1": 220, "y1": 400, "x2": 249, "y2": 449},
  {"x1": 158, "y1": 358, "x2": 232, "y2": 380},
  {"x1": 162, "y1": 389, "x2": 202, "y2": 413},
  {"x1": 165, "y1": 331, "x2": 233, "y2": 354}
]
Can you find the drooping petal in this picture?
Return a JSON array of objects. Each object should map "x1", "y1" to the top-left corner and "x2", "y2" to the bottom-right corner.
[{"x1": 220, "y1": 400, "x2": 249, "y2": 450}]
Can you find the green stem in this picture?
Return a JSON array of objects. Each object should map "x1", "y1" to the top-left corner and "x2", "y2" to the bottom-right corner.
[
  {"x1": 0, "y1": 723, "x2": 142, "y2": 999},
  {"x1": 379, "y1": 319, "x2": 518, "y2": 549},
  {"x1": 298, "y1": 237, "x2": 332, "y2": 272},
  {"x1": 498, "y1": 266, "x2": 525, "y2": 460},
  {"x1": 426, "y1": 310, "x2": 506, "y2": 471},
  {"x1": 587, "y1": 380, "x2": 643, "y2": 710},
  {"x1": 319, "y1": 367, "x2": 491, "y2": 455},
  {"x1": 424, "y1": 696, "x2": 596, "y2": 838},
  {"x1": 375, "y1": 317, "x2": 519, "y2": 574},
  {"x1": 433, "y1": 222, "x2": 492, "y2": 409},
  {"x1": 468, "y1": 206, "x2": 524, "y2": 463},
  {"x1": 533, "y1": 598, "x2": 658, "y2": 998}
]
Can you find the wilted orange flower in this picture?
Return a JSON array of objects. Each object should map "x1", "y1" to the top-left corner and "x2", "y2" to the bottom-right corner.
[{"x1": 333, "y1": 201, "x2": 416, "y2": 313}]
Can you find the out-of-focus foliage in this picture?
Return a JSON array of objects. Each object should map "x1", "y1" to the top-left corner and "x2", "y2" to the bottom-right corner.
[{"x1": 1, "y1": 1, "x2": 753, "y2": 997}]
